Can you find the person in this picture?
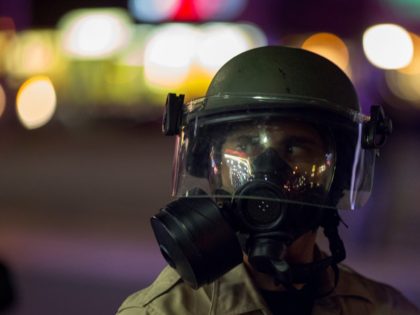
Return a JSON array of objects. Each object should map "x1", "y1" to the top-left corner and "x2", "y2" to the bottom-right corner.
[{"x1": 116, "y1": 46, "x2": 419, "y2": 315}]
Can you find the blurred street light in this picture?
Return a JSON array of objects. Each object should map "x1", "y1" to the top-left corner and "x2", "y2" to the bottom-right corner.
[
  {"x1": 16, "y1": 76, "x2": 57, "y2": 129},
  {"x1": 363, "y1": 23, "x2": 413, "y2": 69},
  {"x1": 59, "y1": 9, "x2": 132, "y2": 59}
]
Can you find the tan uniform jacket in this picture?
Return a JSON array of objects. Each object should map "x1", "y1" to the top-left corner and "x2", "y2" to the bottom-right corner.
[{"x1": 117, "y1": 263, "x2": 419, "y2": 315}]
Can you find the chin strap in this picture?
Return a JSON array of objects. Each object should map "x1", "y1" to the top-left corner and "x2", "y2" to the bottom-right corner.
[{"x1": 246, "y1": 210, "x2": 346, "y2": 295}]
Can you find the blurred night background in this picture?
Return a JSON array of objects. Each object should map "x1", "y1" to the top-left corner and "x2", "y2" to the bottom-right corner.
[{"x1": 0, "y1": 0, "x2": 419, "y2": 313}]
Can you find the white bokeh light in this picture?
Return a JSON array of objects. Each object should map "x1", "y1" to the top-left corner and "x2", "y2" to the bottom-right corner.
[
  {"x1": 363, "y1": 24, "x2": 413, "y2": 69},
  {"x1": 144, "y1": 24, "x2": 199, "y2": 88},
  {"x1": 16, "y1": 76, "x2": 57, "y2": 129},
  {"x1": 197, "y1": 24, "x2": 250, "y2": 74},
  {"x1": 60, "y1": 9, "x2": 132, "y2": 59}
]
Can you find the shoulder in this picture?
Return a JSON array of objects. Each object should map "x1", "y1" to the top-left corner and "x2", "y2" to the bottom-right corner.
[
  {"x1": 116, "y1": 266, "x2": 212, "y2": 315},
  {"x1": 335, "y1": 264, "x2": 419, "y2": 314}
]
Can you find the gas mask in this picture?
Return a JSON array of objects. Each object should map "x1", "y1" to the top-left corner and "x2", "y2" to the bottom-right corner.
[{"x1": 151, "y1": 117, "x2": 346, "y2": 289}]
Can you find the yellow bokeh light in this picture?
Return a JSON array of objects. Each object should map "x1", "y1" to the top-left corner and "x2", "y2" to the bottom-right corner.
[
  {"x1": 16, "y1": 76, "x2": 57, "y2": 129},
  {"x1": 143, "y1": 22, "x2": 268, "y2": 92},
  {"x1": 301, "y1": 32, "x2": 350, "y2": 72},
  {"x1": 0, "y1": 84, "x2": 6, "y2": 118},
  {"x1": 363, "y1": 24, "x2": 413, "y2": 70},
  {"x1": 59, "y1": 9, "x2": 132, "y2": 59},
  {"x1": 117, "y1": 24, "x2": 154, "y2": 67},
  {"x1": 4, "y1": 30, "x2": 60, "y2": 78},
  {"x1": 398, "y1": 33, "x2": 420, "y2": 75}
]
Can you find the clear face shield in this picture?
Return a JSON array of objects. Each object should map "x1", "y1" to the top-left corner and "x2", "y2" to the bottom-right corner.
[{"x1": 172, "y1": 97, "x2": 375, "y2": 212}]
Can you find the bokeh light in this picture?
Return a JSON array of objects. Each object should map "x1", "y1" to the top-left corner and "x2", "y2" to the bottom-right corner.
[
  {"x1": 197, "y1": 23, "x2": 252, "y2": 74},
  {"x1": 0, "y1": 83, "x2": 6, "y2": 118},
  {"x1": 385, "y1": 69, "x2": 420, "y2": 105},
  {"x1": 398, "y1": 33, "x2": 420, "y2": 75},
  {"x1": 381, "y1": 0, "x2": 420, "y2": 20},
  {"x1": 363, "y1": 23, "x2": 413, "y2": 69},
  {"x1": 16, "y1": 76, "x2": 57, "y2": 129},
  {"x1": 4, "y1": 30, "x2": 59, "y2": 78},
  {"x1": 172, "y1": 0, "x2": 200, "y2": 20},
  {"x1": 128, "y1": 0, "x2": 181, "y2": 22},
  {"x1": 0, "y1": 33, "x2": 15, "y2": 75},
  {"x1": 143, "y1": 22, "x2": 267, "y2": 94},
  {"x1": 144, "y1": 24, "x2": 199, "y2": 89},
  {"x1": 301, "y1": 32, "x2": 350, "y2": 72},
  {"x1": 195, "y1": 0, "x2": 248, "y2": 20},
  {"x1": 59, "y1": 9, "x2": 132, "y2": 59},
  {"x1": 237, "y1": 23, "x2": 268, "y2": 47},
  {"x1": 117, "y1": 24, "x2": 154, "y2": 66},
  {"x1": 215, "y1": 0, "x2": 248, "y2": 20},
  {"x1": 0, "y1": 16, "x2": 16, "y2": 32},
  {"x1": 194, "y1": 0, "x2": 223, "y2": 20}
]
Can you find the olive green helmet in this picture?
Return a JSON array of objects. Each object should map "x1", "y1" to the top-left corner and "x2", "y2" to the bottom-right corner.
[
  {"x1": 206, "y1": 46, "x2": 358, "y2": 112},
  {"x1": 164, "y1": 46, "x2": 391, "y2": 211}
]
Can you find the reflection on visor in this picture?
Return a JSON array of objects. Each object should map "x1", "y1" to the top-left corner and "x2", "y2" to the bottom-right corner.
[
  {"x1": 215, "y1": 120, "x2": 336, "y2": 205},
  {"x1": 223, "y1": 149, "x2": 333, "y2": 200},
  {"x1": 283, "y1": 165, "x2": 327, "y2": 194},
  {"x1": 224, "y1": 149, "x2": 252, "y2": 189}
]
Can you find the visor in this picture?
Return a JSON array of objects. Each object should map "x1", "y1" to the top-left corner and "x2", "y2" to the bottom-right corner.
[{"x1": 171, "y1": 95, "x2": 375, "y2": 211}]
